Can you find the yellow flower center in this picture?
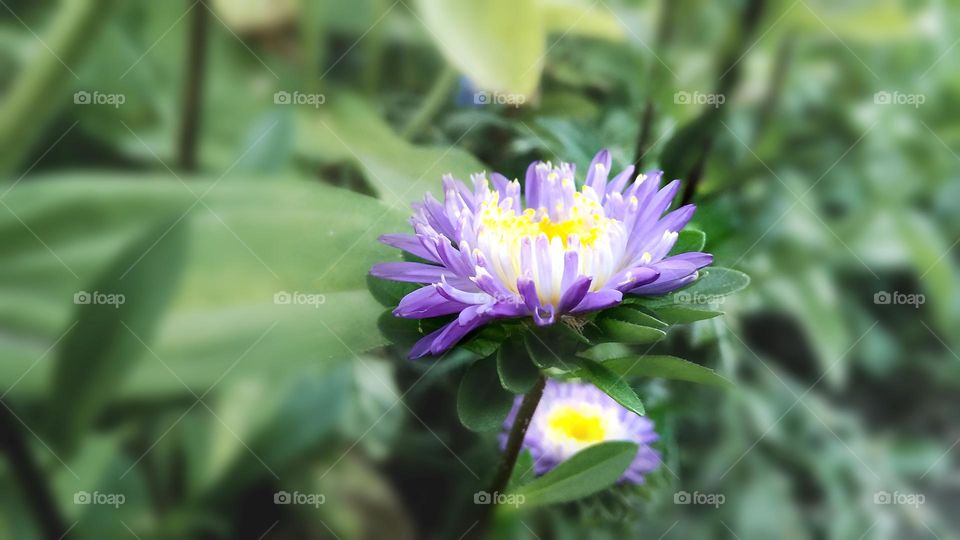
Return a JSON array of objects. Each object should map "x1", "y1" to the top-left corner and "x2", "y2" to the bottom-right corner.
[
  {"x1": 547, "y1": 405, "x2": 606, "y2": 443},
  {"x1": 478, "y1": 191, "x2": 613, "y2": 248}
]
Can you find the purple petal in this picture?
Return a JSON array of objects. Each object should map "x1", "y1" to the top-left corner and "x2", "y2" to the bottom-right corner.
[
  {"x1": 370, "y1": 261, "x2": 453, "y2": 283},
  {"x1": 557, "y1": 276, "x2": 592, "y2": 312},
  {"x1": 627, "y1": 254, "x2": 710, "y2": 296},
  {"x1": 668, "y1": 251, "x2": 714, "y2": 268},
  {"x1": 525, "y1": 161, "x2": 541, "y2": 210},
  {"x1": 378, "y1": 234, "x2": 439, "y2": 262},
  {"x1": 413, "y1": 309, "x2": 490, "y2": 358},
  {"x1": 394, "y1": 286, "x2": 468, "y2": 318},
  {"x1": 585, "y1": 149, "x2": 612, "y2": 197},
  {"x1": 570, "y1": 289, "x2": 623, "y2": 313},
  {"x1": 606, "y1": 164, "x2": 635, "y2": 195},
  {"x1": 608, "y1": 266, "x2": 660, "y2": 291}
]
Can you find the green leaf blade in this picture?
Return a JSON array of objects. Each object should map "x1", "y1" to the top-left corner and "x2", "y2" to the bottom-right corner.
[
  {"x1": 497, "y1": 338, "x2": 541, "y2": 393},
  {"x1": 601, "y1": 355, "x2": 733, "y2": 388},
  {"x1": 577, "y1": 359, "x2": 645, "y2": 416},
  {"x1": 457, "y1": 356, "x2": 515, "y2": 432},
  {"x1": 510, "y1": 441, "x2": 638, "y2": 506}
]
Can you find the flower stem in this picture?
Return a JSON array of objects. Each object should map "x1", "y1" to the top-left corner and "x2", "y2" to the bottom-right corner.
[
  {"x1": 477, "y1": 374, "x2": 546, "y2": 535},
  {"x1": 0, "y1": 401, "x2": 68, "y2": 540},
  {"x1": 177, "y1": 0, "x2": 210, "y2": 172}
]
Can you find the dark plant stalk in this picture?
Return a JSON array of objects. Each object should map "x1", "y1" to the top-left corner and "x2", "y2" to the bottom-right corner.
[
  {"x1": 0, "y1": 402, "x2": 67, "y2": 540},
  {"x1": 177, "y1": 0, "x2": 210, "y2": 172},
  {"x1": 678, "y1": 0, "x2": 765, "y2": 205},
  {"x1": 474, "y1": 374, "x2": 546, "y2": 537},
  {"x1": 633, "y1": 0, "x2": 677, "y2": 168}
]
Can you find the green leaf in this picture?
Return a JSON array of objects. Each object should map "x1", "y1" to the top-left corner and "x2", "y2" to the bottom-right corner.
[
  {"x1": 417, "y1": 0, "x2": 545, "y2": 95},
  {"x1": 576, "y1": 358, "x2": 645, "y2": 416},
  {"x1": 596, "y1": 319, "x2": 666, "y2": 344},
  {"x1": 600, "y1": 306, "x2": 668, "y2": 329},
  {"x1": 895, "y1": 211, "x2": 958, "y2": 330},
  {"x1": 457, "y1": 356, "x2": 515, "y2": 431},
  {"x1": 543, "y1": 0, "x2": 625, "y2": 41},
  {"x1": 367, "y1": 275, "x2": 417, "y2": 308},
  {"x1": 297, "y1": 94, "x2": 488, "y2": 205},
  {"x1": 461, "y1": 325, "x2": 509, "y2": 357},
  {"x1": 523, "y1": 331, "x2": 577, "y2": 371},
  {"x1": 0, "y1": 174, "x2": 407, "y2": 400},
  {"x1": 577, "y1": 342, "x2": 633, "y2": 363},
  {"x1": 497, "y1": 337, "x2": 541, "y2": 393},
  {"x1": 669, "y1": 229, "x2": 706, "y2": 256},
  {"x1": 377, "y1": 311, "x2": 426, "y2": 348},
  {"x1": 650, "y1": 305, "x2": 723, "y2": 324},
  {"x1": 680, "y1": 266, "x2": 750, "y2": 299},
  {"x1": 599, "y1": 356, "x2": 733, "y2": 388},
  {"x1": 49, "y1": 219, "x2": 188, "y2": 452},
  {"x1": 510, "y1": 441, "x2": 638, "y2": 506}
]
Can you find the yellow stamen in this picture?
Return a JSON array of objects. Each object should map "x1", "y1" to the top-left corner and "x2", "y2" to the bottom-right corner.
[
  {"x1": 478, "y1": 192, "x2": 613, "y2": 248},
  {"x1": 547, "y1": 405, "x2": 606, "y2": 443}
]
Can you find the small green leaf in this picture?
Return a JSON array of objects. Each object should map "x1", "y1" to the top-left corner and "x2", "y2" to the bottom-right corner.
[
  {"x1": 596, "y1": 319, "x2": 666, "y2": 344},
  {"x1": 377, "y1": 311, "x2": 424, "y2": 347},
  {"x1": 577, "y1": 359, "x2": 645, "y2": 416},
  {"x1": 669, "y1": 229, "x2": 706, "y2": 256},
  {"x1": 577, "y1": 343, "x2": 633, "y2": 363},
  {"x1": 600, "y1": 356, "x2": 732, "y2": 388},
  {"x1": 461, "y1": 325, "x2": 509, "y2": 357},
  {"x1": 497, "y1": 338, "x2": 541, "y2": 393},
  {"x1": 523, "y1": 332, "x2": 576, "y2": 371},
  {"x1": 510, "y1": 441, "x2": 638, "y2": 506},
  {"x1": 681, "y1": 267, "x2": 750, "y2": 299},
  {"x1": 367, "y1": 275, "x2": 417, "y2": 307},
  {"x1": 601, "y1": 306, "x2": 668, "y2": 329},
  {"x1": 651, "y1": 305, "x2": 723, "y2": 324},
  {"x1": 457, "y1": 356, "x2": 515, "y2": 432}
]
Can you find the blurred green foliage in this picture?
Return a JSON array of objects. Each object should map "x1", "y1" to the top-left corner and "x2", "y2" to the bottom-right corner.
[{"x1": 1, "y1": 0, "x2": 958, "y2": 539}]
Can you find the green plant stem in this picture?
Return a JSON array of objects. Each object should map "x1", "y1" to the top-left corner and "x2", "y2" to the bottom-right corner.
[
  {"x1": 400, "y1": 65, "x2": 458, "y2": 140},
  {"x1": 0, "y1": 401, "x2": 67, "y2": 540},
  {"x1": 0, "y1": 0, "x2": 113, "y2": 178},
  {"x1": 177, "y1": 0, "x2": 210, "y2": 172},
  {"x1": 476, "y1": 374, "x2": 546, "y2": 537},
  {"x1": 678, "y1": 0, "x2": 765, "y2": 205}
]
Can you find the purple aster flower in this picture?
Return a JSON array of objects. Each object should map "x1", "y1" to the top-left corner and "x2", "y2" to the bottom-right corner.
[
  {"x1": 370, "y1": 149, "x2": 712, "y2": 358},
  {"x1": 502, "y1": 379, "x2": 661, "y2": 483}
]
